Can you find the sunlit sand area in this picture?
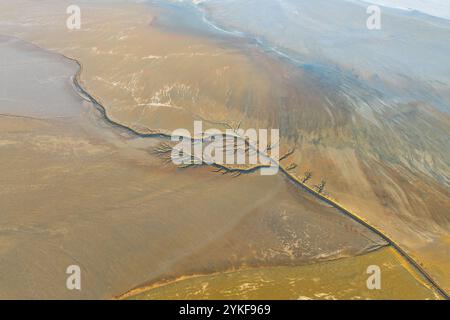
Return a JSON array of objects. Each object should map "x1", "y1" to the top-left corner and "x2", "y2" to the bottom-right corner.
[
  {"x1": 123, "y1": 247, "x2": 438, "y2": 300},
  {"x1": 0, "y1": 0, "x2": 449, "y2": 299}
]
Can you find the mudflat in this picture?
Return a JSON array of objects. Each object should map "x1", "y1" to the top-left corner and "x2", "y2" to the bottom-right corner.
[
  {"x1": 0, "y1": 0, "x2": 448, "y2": 299},
  {"x1": 0, "y1": 36, "x2": 390, "y2": 299}
]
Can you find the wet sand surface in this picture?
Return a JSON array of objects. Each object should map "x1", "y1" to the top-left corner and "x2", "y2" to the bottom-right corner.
[
  {"x1": 0, "y1": 0, "x2": 447, "y2": 298},
  {"x1": 199, "y1": 0, "x2": 450, "y2": 292},
  {"x1": 125, "y1": 247, "x2": 438, "y2": 300},
  {"x1": 0, "y1": 36, "x2": 391, "y2": 299}
]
